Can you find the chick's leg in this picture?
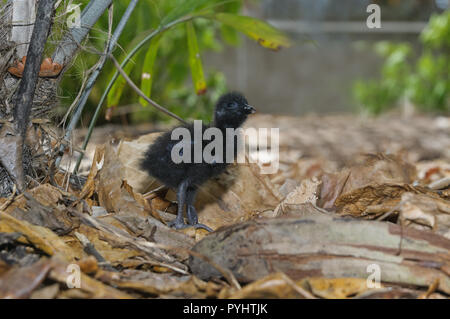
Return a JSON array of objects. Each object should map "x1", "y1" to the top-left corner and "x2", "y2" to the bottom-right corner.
[
  {"x1": 168, "y1": 180, "x2": 188, "y2": 229},
  {"x1": 186, "y1": 186, "x2": 213, "y2": 232},
  {"x1": 186, "y1": 186, "x2": 198, "y2": 225}
]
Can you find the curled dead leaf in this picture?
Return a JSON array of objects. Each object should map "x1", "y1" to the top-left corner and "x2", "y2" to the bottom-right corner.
[
  {"x1": 299, "y1": 277, "x2": 382, "y2": 299},
  {"x1": 273, "y1": 178, "x2": 321, "y2": 217},
  {"x1": 38, "y1": 57, "x2": 63, "y2": 77},
  {"x1": 319, "y1": 153, "x2": 416, "y2": 210},
  {"x1": 7, "y1": 56, "x2": 62, "y2": 78},
  {"x1": 225, "y1": 273, "x2": 316, "y2": 299},
  {"x1": 398, "y1": 192, "x2": 450, "y2": 238},
  {"x1": 7, "y1": 56, "x2": 26, "y2": 77}
]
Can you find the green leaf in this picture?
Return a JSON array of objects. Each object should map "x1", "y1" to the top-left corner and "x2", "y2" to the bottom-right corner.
[
  {"x1": 213, "y1": 13, "x2": 291, "y2": 51},
  {"x1": 139, "y1": 34, "x2": 162, "y2": 106},
  {"x1": 186, "y1": 21, "x2": 207, "y2": 95},
  {"x1": 220, "y1": 24, "x2": 240, "y2": 46},
  {"x1": 106, "y1": 28, "x2": 159, "y2": 108},
  {"x1": 162, "y1": 0, "x2": 213, "y2": 25},
  {"x1": 107, "y1": 59, "x2": 137, "y2": 108}
]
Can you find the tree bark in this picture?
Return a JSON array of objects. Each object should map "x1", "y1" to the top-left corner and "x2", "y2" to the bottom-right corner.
[
  {"x1": 0, "y1": 0, "x2": 55, "y2": 192},
  {"x1": 0, "y1": 0, "x2": 112, "y2": 196},
  {"x1": 13, "y1": 0, "x2": 55, "y2": 138},
  {"x1": 190, "y1": 207, "x2": 450, "y2": 294}
]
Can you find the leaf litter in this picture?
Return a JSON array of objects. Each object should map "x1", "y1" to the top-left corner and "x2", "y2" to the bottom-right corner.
[{"x1": 0, "y1": 114, "x2": 449, "y2": 299}]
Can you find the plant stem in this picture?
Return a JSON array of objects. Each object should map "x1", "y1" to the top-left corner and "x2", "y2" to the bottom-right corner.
[
  {"x1": 109, "y1": 53, "x2": 188, "y2": 124},
  {"x1": 52, "y1": 0, "x2": 113, "y2": 66},
  {"x1": 73, "y1": 15, "x2": 194, "y2": 173},
  {"x1": 55, "y1": 0, "x2": 138, "y2": 169}
]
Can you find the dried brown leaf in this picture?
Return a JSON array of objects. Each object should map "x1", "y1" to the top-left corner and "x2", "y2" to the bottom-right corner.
[
  {"x1": 398, "y1": 192, "x2": 450, "y2": 238},
  {"x1": 319, "y1": 153, "x2": 416, "y2": 210},
  {"x1": 299, "y1": 277, "x2": 380, "y2": 299},
  {"x1": 225, "y1": 273, "x2": 315, "y2": 299},
  {"x1": 0, "y1": 258, "x2": 52, "y2": 298},
  {"x1": 0, "y1": 212, "x2": 78, "y2": 261}
]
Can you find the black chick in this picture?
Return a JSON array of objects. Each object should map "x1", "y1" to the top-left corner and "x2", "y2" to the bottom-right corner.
[{"x1": 141, "y1": 92, "x2": 255, "y2": 231}]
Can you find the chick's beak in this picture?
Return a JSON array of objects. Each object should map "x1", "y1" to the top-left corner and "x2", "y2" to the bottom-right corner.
[{"x1": 244, "y1": 104, "x2": 256, "y2": 114}]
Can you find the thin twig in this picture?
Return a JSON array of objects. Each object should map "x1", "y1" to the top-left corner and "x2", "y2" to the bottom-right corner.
[
  {"x1": 52, "y1": 0, "x2": 113, "y2": 66},
  {"x1": 74, "y1": 15, "x2": 196, "y2": 173},
  {"x1": 71, "y1": 207, "x2": 240, "y2": 289},
  {"x1": 54, "y1": 0, "x2": 137, "y2": 169},
  {"x1": 0, "y1": 185, "x2": 17, "y2": 212},
  {"x1": 280, "y1": 272, "x2": 317, "y2": 299},
  {"x1": 186, "y1": 249, "x2": 241, "y2": 290},
  {"x1": 108, "y1": 53, "x2": 187, "y2": 125},
  {"x1": 74, "y1": 231, "x2": 116, "y2": 272},
  {"x1": 375, "y1": 203, "x2": 401, "y2": 221},
  {"x1": 134, "y1": 256, "x2": 190, "y2": 276},
  {"x1": 143, "y1": 185, "x2": 169, "y2": 200},
  {"x1": 59, "y1": 4, "x2": 115, "y2": 128}
]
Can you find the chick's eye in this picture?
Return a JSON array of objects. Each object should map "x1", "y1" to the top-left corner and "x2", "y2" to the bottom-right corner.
[{"x1": 227, "y1": 101, "x2": 238, "y2": 108}]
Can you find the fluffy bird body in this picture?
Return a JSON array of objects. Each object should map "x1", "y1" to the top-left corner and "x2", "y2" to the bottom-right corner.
[
  {"x1": 142, "y1": 122, "x2": 228, "y2": 189},
  {"x1": 141, "y1": 92, "x2": 255, "y2": 231}
]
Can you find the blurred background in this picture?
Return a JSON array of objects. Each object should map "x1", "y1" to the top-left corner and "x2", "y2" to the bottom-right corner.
[
  {"x1": 58, "y1": 0, "x2": 449, "y2": 127},
  {"x1": 217, "y1": 0, "x2": 449, "y2": 115}
]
